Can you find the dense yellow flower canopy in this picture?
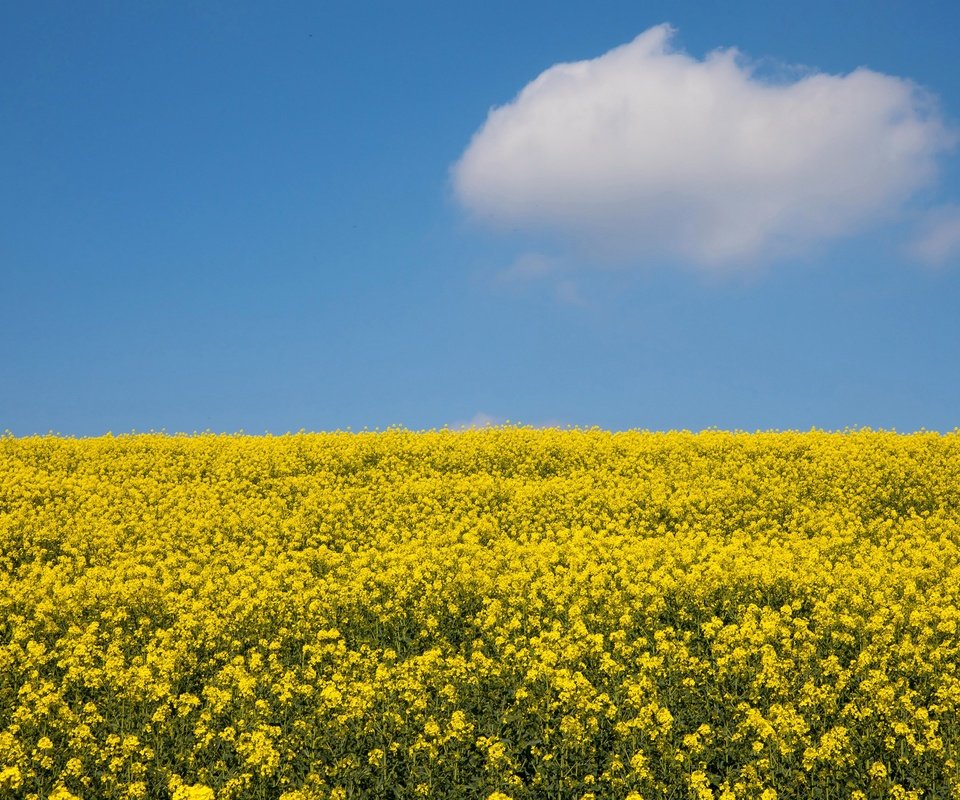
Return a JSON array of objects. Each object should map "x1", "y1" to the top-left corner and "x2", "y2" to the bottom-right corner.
[{"x1": 1, "y1": 429, "x2": 959, "y2": 799}]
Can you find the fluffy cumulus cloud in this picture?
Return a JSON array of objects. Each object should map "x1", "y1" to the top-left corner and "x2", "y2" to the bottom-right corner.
[{"x1": 452, "y1": 24, "x2": 954, "y2": 269}]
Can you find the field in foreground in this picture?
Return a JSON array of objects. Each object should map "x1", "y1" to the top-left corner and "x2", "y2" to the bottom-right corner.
[{"x1": 1, "y1": 429, "x2": 960, "y2": 800}]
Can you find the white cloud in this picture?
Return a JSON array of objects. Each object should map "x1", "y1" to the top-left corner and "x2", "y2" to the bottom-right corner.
[
  {"x1": 447, "y1": 412, "x2": 573, "y2": 430},
  {"x1": 491, "y1": 252, "x2": 589, "y2": 306},
  {"x1": 452, "y1": 24, "x2": 955, "y2": 269},
  {"x1": 494, "y1": 251, "x2": 558, "y2": 284},
  {"x1": 908, "y1": 205, "x2": 960, "y2": 266},
  {"x1": 553, "y1": 279, "x2": 588, "y2": 307},
  {"x1": 450, "y1": 412, "x2": 503, "y2": 430}
]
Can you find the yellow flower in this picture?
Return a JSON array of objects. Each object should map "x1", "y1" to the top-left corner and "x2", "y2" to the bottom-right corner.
[
  {"x1": 48, "y1": 787, "x2": 81, "y2": 800},
  {"x1": 2, "y1": 428, "x2": 958, "y2": 798},
  {"x1": 0, "y1": 767, "x2": 23, "y2": 790},
  {"x1": 172, "y1": 784, "x2": 215, "y2": 800}
]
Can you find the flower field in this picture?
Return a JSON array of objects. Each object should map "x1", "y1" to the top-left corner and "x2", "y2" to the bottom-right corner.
[{"x1": 2, "y1": 428, "x2": 960, "y2": 800}]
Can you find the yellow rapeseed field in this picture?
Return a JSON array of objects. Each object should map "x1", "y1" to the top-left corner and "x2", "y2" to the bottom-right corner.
[{"x1": 1, "y1": 428, "x2": 960, "y2": 800}]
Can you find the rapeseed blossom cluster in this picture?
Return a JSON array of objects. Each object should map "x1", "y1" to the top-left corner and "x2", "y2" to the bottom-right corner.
[{"x1": 1, "y1": 428, "x2": 959, "y2": 799}]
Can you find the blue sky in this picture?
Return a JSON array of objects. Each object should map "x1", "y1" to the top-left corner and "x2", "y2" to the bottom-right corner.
[{"x1": 3, "y1": 1, "x2": 959, "y2": 435}]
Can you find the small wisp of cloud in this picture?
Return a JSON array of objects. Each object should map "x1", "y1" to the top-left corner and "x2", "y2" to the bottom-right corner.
[
  {"x1": 495, "y1": 252, "x2": 559, "y2": 285},
  {"x1": 447, "y1": 412, "x2": 573, "y2": 430},
  {"x1": 492, "y1": 252, "x2": 591, "y2": 306},
  {"x1": 449, "y1": 412, "x2": 504, "y2": 430},
  {"x1": 908, "y1": 205, "x2": 960, "y2": 267}
]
